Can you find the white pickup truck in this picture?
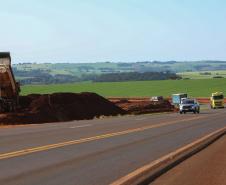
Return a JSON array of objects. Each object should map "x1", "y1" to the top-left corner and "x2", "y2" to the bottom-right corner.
[{"x1": 179, "y1": 98, "x2": 200, "y2": 114}]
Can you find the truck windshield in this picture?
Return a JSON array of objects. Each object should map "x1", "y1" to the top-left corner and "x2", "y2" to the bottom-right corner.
[
  {"x1": 213, "y1": 95, "x2": 224, "y2": 100},
  {"x1": 182, "y1": 99, "x2": 194, "y2": 104}
]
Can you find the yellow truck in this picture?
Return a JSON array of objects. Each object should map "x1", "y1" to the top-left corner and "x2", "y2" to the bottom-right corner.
[{"x1": 210, "y1": 92, "x2": 224, "y2": 109}]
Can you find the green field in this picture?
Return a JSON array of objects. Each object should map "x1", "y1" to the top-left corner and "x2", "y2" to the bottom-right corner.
[
  {"x1": 178, "y1": 70, "x2": 226, "y2": 79},
  {"x1": 21, "y1": 78, "x2": 226, "y2": 97}
]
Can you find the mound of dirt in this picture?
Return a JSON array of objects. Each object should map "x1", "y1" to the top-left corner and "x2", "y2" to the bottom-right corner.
[
  {"x1": 0, "y1": 92, "x2": 126, "y2": 125},
  {"x1": 115, "y1": 99, "x2": 175, "y2": 114}
]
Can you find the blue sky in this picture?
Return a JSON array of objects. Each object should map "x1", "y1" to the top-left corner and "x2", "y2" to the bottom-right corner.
[{"x1": 0, "y1": 0, "x2": 226, "y2": 63}]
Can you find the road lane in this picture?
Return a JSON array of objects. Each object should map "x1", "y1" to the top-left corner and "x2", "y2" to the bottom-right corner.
[
  {"x1": 0, "y1": 116, "x2": 205, "y2": 159},
  {"x1": 0, "y1": 109, "x2": 226, "y2": 185},
  {"x1": 0, "y1": 112, "x2": 205, "y2": 154}
]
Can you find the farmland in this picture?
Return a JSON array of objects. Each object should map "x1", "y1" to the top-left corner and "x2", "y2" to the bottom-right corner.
[
  {"x1": 13, "y1": 61, "x2": 226, "y2": 84},
  {"x1": 14, "y1": 61, "x2": 226, "y2": 76},
  {"x1": 21, "y1": 78, "x2": 226, "y2": 97},
  {"x1": 178, "y1": 70, "x2": 226, "y2": 79}
]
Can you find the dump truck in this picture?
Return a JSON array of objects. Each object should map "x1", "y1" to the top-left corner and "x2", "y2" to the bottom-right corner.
[
  {"x1": 0, "y1": 52, "x2": 20, "y2": 112},
  {"x1": 172, "y1": 93, "x2": 188, "y2": 106},
  {"x1": 210, "y1": 92, "x2": 224, "y2": 109}
]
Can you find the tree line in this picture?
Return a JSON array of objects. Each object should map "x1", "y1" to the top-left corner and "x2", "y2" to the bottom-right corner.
[
  {"x1": 89, "y1": 72, "x2": 181, "y2": 82},
  {"x1": 13, "y1": 68, "x2": 181, "y2": 85}
]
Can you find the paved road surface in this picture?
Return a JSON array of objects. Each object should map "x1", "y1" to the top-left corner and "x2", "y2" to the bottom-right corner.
[
  {"x1": 152, "y1": 135, "x2": 226, "y2": 185},
  {"x1": 0, "y1": 108, "x2": 226, "y2": 185}
]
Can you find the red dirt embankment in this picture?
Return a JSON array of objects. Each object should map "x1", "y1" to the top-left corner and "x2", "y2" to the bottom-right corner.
[
  {"x1": 196, "y1": 98, "x2": 226, "y2": 104},
  {"x1": 113, "y1": 99, "x2": 175, "y2": 114},
  {"x1": 0, "y1": 93, "x2": 174, "y2": 125},
  {"x1": 0, "y1": 93, "x2": 126, "y2": 125}
]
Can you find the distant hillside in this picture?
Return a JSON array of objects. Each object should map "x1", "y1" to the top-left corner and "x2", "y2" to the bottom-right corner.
[{"x1": 12, "y1": 61, "x2": 226, "y2": 84}]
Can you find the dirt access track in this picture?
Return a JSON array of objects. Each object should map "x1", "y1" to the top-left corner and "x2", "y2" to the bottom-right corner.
[
  {"x1": 112, "y1": 98, "x2": 174, "y2": 115},
  {"x1": 0, "y1": 93, "x2": 174, "y2": 125},
  {"x1": 109, "y1": 97, "x2": 226, "y2": 104}
]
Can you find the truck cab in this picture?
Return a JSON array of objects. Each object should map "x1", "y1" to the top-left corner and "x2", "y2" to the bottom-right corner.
[{"x1": 210, "y1": 92, "x2": 224, "y2": 109}]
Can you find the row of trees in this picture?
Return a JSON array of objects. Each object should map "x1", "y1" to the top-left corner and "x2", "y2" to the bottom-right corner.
[
  {"x1": 90, "y1": 72, "x2": 181, "y2": 82},
  {"x1": 13, "y1": 68, "x2": 79, "y2": 85},
  {"x1": 13, "y1": 68, "x2": 181, "y2": 85}
]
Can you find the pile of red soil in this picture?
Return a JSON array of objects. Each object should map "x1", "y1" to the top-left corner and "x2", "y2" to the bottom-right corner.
[
  {"x1": 0, "y1": 93, "x2": 126, "y2": 125},
  {"x1": 115, "y1": 99, "x2": 175, "y2": 114}
]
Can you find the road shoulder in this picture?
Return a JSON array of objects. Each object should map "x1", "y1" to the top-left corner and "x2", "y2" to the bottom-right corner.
[{"x1": 151, "y1": 135, "x2": 226, "y2": 185}]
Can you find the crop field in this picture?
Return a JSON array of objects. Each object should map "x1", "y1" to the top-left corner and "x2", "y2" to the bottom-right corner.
[
  {"x1": 178, "y1": 70, "x2": 226, "y2": 79},
  {"x1": 21, "y1": 78, "x2": 226, "y2": 97}
]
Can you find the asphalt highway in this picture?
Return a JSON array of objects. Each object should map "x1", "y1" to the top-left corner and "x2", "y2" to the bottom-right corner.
[
  {"x1": 0, "y1": 108, "x2": 226, "y2": 185},
  {"x1": 152, "y1": 135, "x2": 226, "y2": 185}
]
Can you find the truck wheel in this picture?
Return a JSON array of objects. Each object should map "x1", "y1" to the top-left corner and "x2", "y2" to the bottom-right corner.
[{"x1": 179, "y1": 111, "x2": 182, "y2": 114}]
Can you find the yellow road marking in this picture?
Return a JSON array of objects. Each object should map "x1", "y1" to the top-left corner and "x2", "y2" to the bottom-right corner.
[{"x1": 0, "y1": 116, "x2": 204, "y2": 160}]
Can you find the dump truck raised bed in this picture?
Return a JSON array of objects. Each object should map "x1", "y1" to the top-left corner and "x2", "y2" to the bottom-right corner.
[{"x1": 0, "y1": 52, "x2": 20, "y2": 112}]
